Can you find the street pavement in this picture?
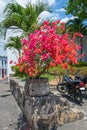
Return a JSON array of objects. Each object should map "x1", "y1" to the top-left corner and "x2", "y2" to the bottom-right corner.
[
  {"x1": 0, "y1": 79, "x2": 30, "y2": 130},
  {"x1": 0, "y1": 79, "x2": 87, "y2": 130}
]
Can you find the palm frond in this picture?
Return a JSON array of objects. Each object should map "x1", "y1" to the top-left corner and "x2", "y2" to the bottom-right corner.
[{"x1": 4, "y1": 36, "x2": 22, "y2": 57}]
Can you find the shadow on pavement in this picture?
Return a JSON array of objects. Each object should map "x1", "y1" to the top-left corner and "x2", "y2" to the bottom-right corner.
[
  {"x1": 61, "y1": 93, "x2": 83, "y2": 106},
  {"x1": 5, "y1": 90, "x2": 12, "y2": 92},
  {"x1": 0, "y1": 94, "x2": 12, "y2": 98}
]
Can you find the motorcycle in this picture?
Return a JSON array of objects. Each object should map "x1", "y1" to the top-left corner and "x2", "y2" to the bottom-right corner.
[
  {"x1": 57, "y1": 75, "x2": 85, "y2": 103},
  {"x1": 75, "y1": 74, "x2": 87, "y2": 95}
]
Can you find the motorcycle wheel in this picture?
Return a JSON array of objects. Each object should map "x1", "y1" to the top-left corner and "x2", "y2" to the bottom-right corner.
[
  {"x1": 57, "y1": 83, "x2": 67, "y2": 93},
  {"x1": 73, "y1": 89, "x2": 82, "y2": 103}
]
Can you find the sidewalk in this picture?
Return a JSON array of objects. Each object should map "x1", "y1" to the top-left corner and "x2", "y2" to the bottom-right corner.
[
  {"x1": 0, "y1": 79, "x2": 87, "y2": 130},
  {"x1": 0, "y1": 79, "x2": 30, "y2": 130}
]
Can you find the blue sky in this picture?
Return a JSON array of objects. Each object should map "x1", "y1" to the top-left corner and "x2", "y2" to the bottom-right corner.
[{"x1": 0, "y1": 0, "x2": 72, "y2": 22}]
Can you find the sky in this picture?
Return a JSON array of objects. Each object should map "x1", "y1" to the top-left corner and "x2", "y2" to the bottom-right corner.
[{"x1": 0, "y1": 0, "x2": 72, "y2": 22}]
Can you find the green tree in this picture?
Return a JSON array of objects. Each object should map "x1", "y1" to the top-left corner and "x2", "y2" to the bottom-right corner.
[
  {"x1": 0, "y1": 1, "x2": 48, "y2": 37},
  {"x1": 65, "y1": 0, "x2": 87, "y2": 20},
  {"x1": 65, "y1": 18, "x2": 87, "y2": 34},
  {"x1": 4, "y1": 36, "x2": 22, "y2": 57}
]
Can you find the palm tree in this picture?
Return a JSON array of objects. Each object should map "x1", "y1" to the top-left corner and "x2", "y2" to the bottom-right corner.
[
  {"x1": 0, "y1": 1, "x2": 49, "y2": 37},
  {"x1": 0, "y1": 1, "x2": 49, "y2": 57},
  {"x1": 65, "y1": 18, "x2": 87, "y2": 55},
  {"x1": 65, "y1": 18, "x2": 87, "y2": 34},
  {"x1": 4, "y1": 36, "x2": 22, "y2": 57}
]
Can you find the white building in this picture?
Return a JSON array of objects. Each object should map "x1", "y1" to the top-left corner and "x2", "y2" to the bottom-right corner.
[
  {"x1": 6, "y1": 29, "x2": 23, "y2": 82},
  {"x1": 0, "y1": 40, "x2": 7, "y2": 79}
]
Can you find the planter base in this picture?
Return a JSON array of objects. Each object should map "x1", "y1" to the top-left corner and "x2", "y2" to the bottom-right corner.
[
  {"x1": 25, "y1": 78, "x2": 49, "y2": 96},
  {"x1": 10, "y1": 77, "x2": 84, "y2": 130}
]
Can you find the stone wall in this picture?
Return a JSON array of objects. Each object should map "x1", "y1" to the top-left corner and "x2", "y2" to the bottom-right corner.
[{"x1": 10, "y1": 77, "x2": 84, "y2": 130}]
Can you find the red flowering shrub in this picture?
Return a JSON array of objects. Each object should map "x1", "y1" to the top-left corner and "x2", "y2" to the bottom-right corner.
[{"x1": 16, "y1": 20, "x2": 82, "y2": 78}]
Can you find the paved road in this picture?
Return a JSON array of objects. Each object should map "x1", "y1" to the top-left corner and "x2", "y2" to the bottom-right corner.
[
  {"x1": 0, "y1": 79, "x2": 87, "y2": 130},
  {"x1": 0, "y1": 79, "x2": 29, "y2": 130}
]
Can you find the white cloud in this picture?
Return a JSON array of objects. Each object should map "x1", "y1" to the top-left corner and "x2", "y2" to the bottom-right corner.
[
  {"x1": 15, "y1": 0, "x2": 29, "y2": 7},
  {"x1": 0, "y1": 0, "x2": 4, "y2": 4},
  {"x1": 61, "y1": 16, "x2": 78, "y2": 23},
  {"x1": 38, "y1": 11, "x2": 60, "y2": 24},
  {"x1": 16, "y1": 0, "x2": 55, "y2": 7},
  {"x1": 50, "y1": 16, "x2": 59, "y2": 21},
  {"x1": 0, "y1": 0, "x2": 5, "y2": 15},
  {"x1": 0, "y1": 0, "x2": 5, "y2": 7},
  {"x1": 61, "y1": 17, "x2": 69, "y2": 23},
  {"x1": 38, "y1": 11, "x2": 52, "y2": 24},
  {"x1": 38, "y1": 11, "x2": 52, "y2": 18},
  {"x1": 47, "y1": 0, "x2": 55, "y2": 6},
  {"x1": 56, "y1": 8, "x2": 65, "y2": 12}
]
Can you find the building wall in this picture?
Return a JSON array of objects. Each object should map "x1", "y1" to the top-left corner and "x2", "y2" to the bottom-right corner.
[
  {"x1": 5, "y1": 28, "x2": 23, "y2": 82},
  {"x1": 0, "y1": 56, "x2": 7, "y2": 78},
  {"x1": 82, "y1": 35, "x2": 87, "y2": 62},
  {"x1": 7, "y1": 48, "x2": 18, "y2": 77},
  {"x1": 0, "y1": 39, "x2": 7, "y2": 79}
]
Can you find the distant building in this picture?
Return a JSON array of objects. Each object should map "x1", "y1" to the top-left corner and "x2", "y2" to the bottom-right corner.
[
  {"x1": 0, "y1": 38, "x2": 18, "y2": 80},
  {"x1": 0, "y1": 39, "x2": 7, "y2": 79},
  {"x1": 0, "y1": 56, "x2": 7, "y2": 78},
  {"x1": 6, "y1": 29, "x2": 22, "y2": 82}
]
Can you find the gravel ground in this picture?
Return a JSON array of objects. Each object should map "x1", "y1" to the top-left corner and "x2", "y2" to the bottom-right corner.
[{"x1": 0, "y1": 79, "x2": 87, "y2": 130}]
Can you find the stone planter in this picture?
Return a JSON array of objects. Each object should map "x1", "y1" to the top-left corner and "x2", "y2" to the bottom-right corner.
[
  {"x1": 10, "y1": 77, "x2": 84, "y2": 130},
  {"x1": 24, "y1": 78, "x2": 50, "y2": 96}
]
